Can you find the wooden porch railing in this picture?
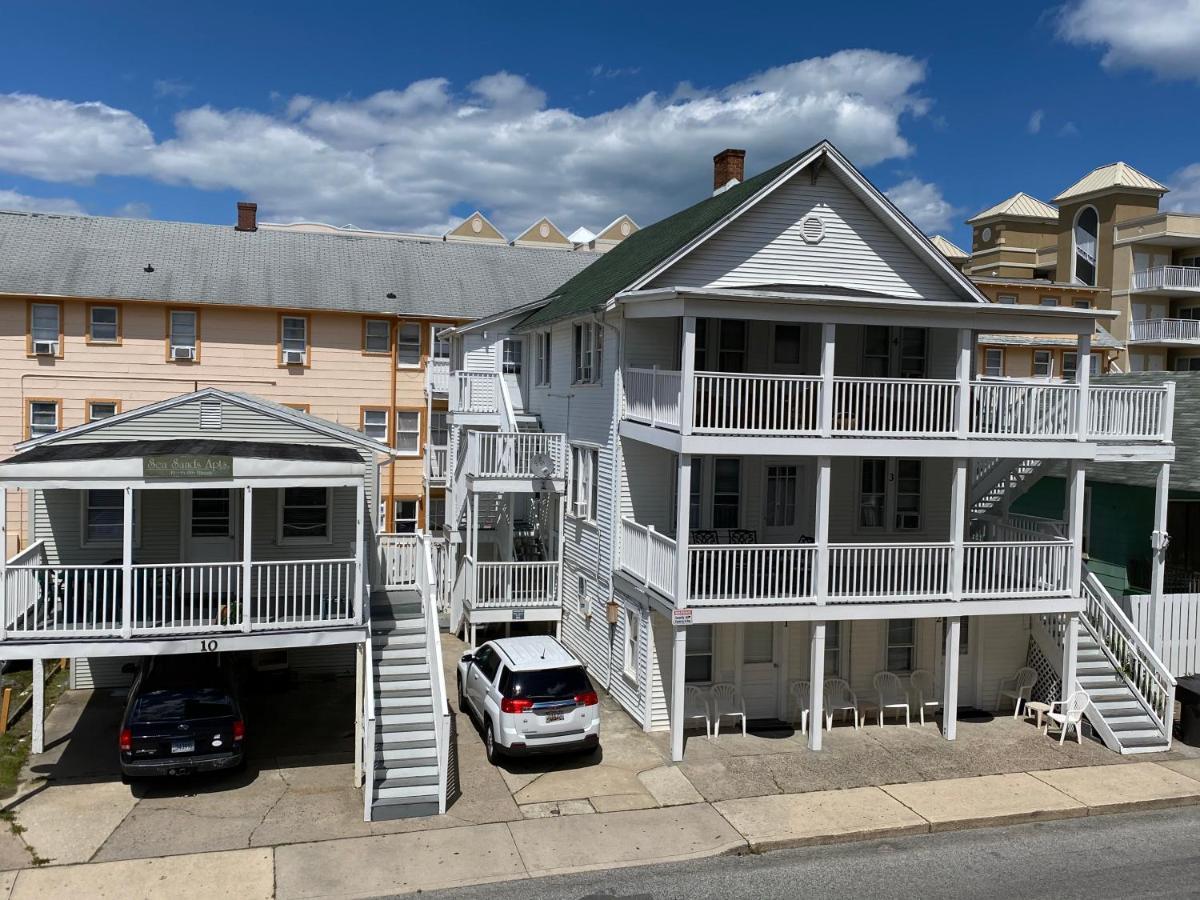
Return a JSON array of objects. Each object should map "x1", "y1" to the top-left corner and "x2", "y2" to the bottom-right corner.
[{"x1": 472, "y1": 432, "x2": 567, "y2": 479}]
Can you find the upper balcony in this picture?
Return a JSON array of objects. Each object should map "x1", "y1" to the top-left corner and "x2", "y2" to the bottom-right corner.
[
  {"x1": 427, "y1": 358, "x2": 451, "y2": 396},
  {"x1": 426, "y1": 445, "x2": 449, "y2": 485},
  {"x1": 1130, "y1": 266, "x2": 1200, "y2": 297},
  {"x1": 1128, "y1": 318, "x2": 1200, "y2": 346}
]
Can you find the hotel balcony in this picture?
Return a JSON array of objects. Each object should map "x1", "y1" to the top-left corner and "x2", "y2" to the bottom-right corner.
[
  {"x1": 1128, "y1": 317, "x2": 1200, "y2": 347},
  {"x1": 1130, "y1": 266, "x2": 1200, "y2": 297}
]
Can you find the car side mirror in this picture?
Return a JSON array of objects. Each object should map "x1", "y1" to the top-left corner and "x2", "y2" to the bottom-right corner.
[
  {"x1": 121, "y1": 663, "x2": 137, "y2": 675},
  {"x1": 461, "y1": 653, "x2": 474, "y2": 665}
]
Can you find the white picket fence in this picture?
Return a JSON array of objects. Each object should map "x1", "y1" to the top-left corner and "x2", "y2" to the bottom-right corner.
[{"x1": 1128, "y1": 592, "x2": 1200, "y2": 677}]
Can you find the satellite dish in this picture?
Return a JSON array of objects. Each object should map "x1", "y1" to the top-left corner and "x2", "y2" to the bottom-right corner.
[{"x1": 530, "y1": 452, "x2": 556, "y2": 479}]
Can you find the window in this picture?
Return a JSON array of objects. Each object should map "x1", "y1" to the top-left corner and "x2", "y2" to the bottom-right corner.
[
  {"x1": 87, "y1": 400, "x2": 118, "y2": 421},
  {"x1": 1181, "y1": 307, "x2": 1200, "y2": 321},
  {"x1": 712, "y1": 458, "x2": 740, "y2": 529},
  {"x1": 396, "y1": 322, "x2": 421, "y2": 367},
  {"x1": 429, "y1": 410, "x2": 448, "y2": 447},
  {"x1": 573, "y1": 322, "x2": 602, "y2": 384},
  {"x1": 623, "y1": 607, "x2": 640, "y2": 680},
  {"x1": 685, "y1": 624, "x2": 713, "y2": 683},
  {"x1": 283, "y1": 403, "x2": 310, "y2": 413},
  {"x1": 169, "y1": 309, "x2": 198, "y2": 359},
  {"x1": 27, "y1": 399, "x2": 58, "y2": 439},
  {"x1": 473, "y1": 645, "x2": 501, "y2": 682},
  {"x1": 84, "y1": 489, "x2": 124, "y2": 544},
  {"x1": 1176, "y1": 357, "x2": 1200, "y2": 372},
  {"x1": 984, "y1": 348, "x2": 1004, "y2": 377},
  {"x1": 29, "y1": 302, "x2": 61, "y2": 354},
  {"x1": 191, "y1": 489, "x2": 232, "y2": 537},
  {"x1": 863, "y1": 326, "x2": 926, "y2": 377},
  {"x1": 428, "y1": 495, "x2": 446, "y2": 531},
  {"x1": 280, "y1": 487, "x2": 330, "y2": 542},
  {"x1": 363, "y1": 319, "x2": 390, "y2": 354},
  {"x1": 1033, "y1": 350, "x2": 1053, "y2": 378},
  {"x1": 941, "y1": 617, "x2": 970, "y2": 656},
  {"x1": 895, "y1": 460, "x2": 921, "y2": 530},
  {"x1": 694, "y1": 319, "x2": 709, "y2": 371},
  {"x1": 393, "y1": 498, "x2": 418, "y2": 533},
  {"x1": 1073, "y1": 206, "x2": 1099, "y2": 286},
  {"x1": 395, "y1": 410, "x2": 421, "y2": 454},
  {"x1": 534, "y1": 331, "x2": 552, "y2": 386},
  {"x1": 898, "y1": 328, "x2": 927, "y2": 377},
  {"x1": 502, "y1": 339, "x2": 523, "y2": 375},
  {"x1": 996, "y1": 294, "x2": 1018, "y2": 305},
  {"x1": 362, "y1": 408, "x2": 388, "y2": 442},
  {"x1": 765, "y1": 465, "x2": 797, "y2": 528},
  {"x1": 860, "y1": 459, "x2": 921, "y2": 531},
  {"x1": 1061, "y1": 352, "x2": 1098, "y2": 379},
  {"x1": 772, "y1": 324, "x2": 804, "y2": 366},
  {"x1": 570, "y1": 445, "x2": 598, "y2": 522},
  {"x1": 430, "y1": 325, "x2": 451, "y2": 361},
  {"x1": 689, "y1": 459, "x2": 703, "y2": 528},
  {"x1": 88, "y1": 305, "x2": 119, "y2": 343},
  {"x1": 280, "y1": 315, "x2": 308, "y2": 365},
  {"x1": 824, "y1": 621, "x2": 842, "y2": 677},
  {"x1": 886, "y1": 618, "x2": 915, "y2": 672},
  {"x1": 1038, "y1": 296, "x2": 1059, "y2": 307},
  {"x1": 1072, "y1": 299, "x2": 1091, "y2": 310},
  {"x1": 859, "y1": 459, "x2": 886, "y2": 528},
  {"x1": 717, "y1": 321, "x2": 747, "y2": 372}
]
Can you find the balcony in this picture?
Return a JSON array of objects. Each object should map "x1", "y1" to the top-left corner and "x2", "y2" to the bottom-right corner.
[
  {"x1": 468, "y1": 559, "x2": 559, "y2": 610},
  {"x1": 618, "y1": 516, "x2": 1071, "y2": 608},
  {"x1": 1128, "y1": 318, "x2": 1200, "y2": 346},
  {"x1": 1130, "y1": 266, "x2": 1200, "y2": 296},
  {"x1": 621, "y1": 368, "x2": 1173, "y2": 443},
  {"x1": 426, "y1": 445, "x2": 449, "y2": 485},
  {"x1": 427, "y1": 358, "x2": 451, "y2": 395}
]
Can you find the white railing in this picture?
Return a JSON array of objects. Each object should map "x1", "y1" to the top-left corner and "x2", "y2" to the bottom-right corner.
[
  {"x1": 828, "y1": 543, "x2": 953, "y2": 600},
  {"x1": 623, "y1": 367, "x2": 682, "y2": 430},
  {"x1": 427, "y1": 358, "x2": 451, "y2": 394},
  {"x1": 689, "y1": 544, "x2": 817, "y2": 604},
  {"x1": 1129, "y1": 318, "x2": 1200, "y2": 344},
  {"x1": 451, "y1": 371, "x2": 500, "y2": 414},
  {"x1": 249, "y1": 559, "x2": 357, "y2": 629},
  {"x1": 962, "y1": 541, "x2": 1071, "y2": 598},
  {"x1": 833, "y1": 377, "x2": 957, "y2": 436},
  {"x1": 131, "y1": 562, "x2": 245, "y2": 634},
  {"x1": 970, "y1": 514, "x2": 1069, "y2": 543},
  {"x1": 1131, "y1": 265, "x2": 1200, "y2": 293},
  {"x1": 362, "y1": 606, "x2": 376, "y2": 821},
  {"x1": 473, "y1": 431, "x2": 567, "y2": 479},
  {"x1": 694, "y1": 372, "x2": 820, "y2": 435},
  {"x1": 970, "y1": 381, "x2": 1078, "y2": 438},
  {"x1": 379, "y1": 534, "x2": 420, "y2": 588},
  {"x1": 427, "y1": 446, "x2": 449, "y2": 481},
  {"x1": 1128, "y1": 592, "x2": 1200, "y2": 678},
  {"x1": 2, "y1": 541, "x2": 47, "y2": 635},
  {"x1": 4, "y1": 560, "x2": 122, "y2": 637},
  {"x1": 619, "y1": 516, "x2": 678, "y2": 599},
  {"x1": 1088, "y1": 384, "x2": 1172, "y2": 441},
  {"x1": 416, "y1": 534, "x2": 450, "y2": 814},
  {"x1": 471, "y1": 561, "x2": 559, "y2": 608}
]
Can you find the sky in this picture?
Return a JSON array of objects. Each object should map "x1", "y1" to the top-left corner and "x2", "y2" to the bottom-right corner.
[{"x1": 4, "y1": 0, "x2": 1200, "y2": 248}]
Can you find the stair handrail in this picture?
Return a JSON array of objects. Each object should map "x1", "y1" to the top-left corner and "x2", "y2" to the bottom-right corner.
[
  {"x1": 1081, "y1": 568, "x2": 1176, "y2": 740},
  {"x1": 418, "y1": 533, "x2": 451, "y2": 814},
  {"x1": 496, "y1": 374, "x2": 519, "y2": 432},
  {"x1": 362, "y1": 612, "x2": 377, "y2": 820}
]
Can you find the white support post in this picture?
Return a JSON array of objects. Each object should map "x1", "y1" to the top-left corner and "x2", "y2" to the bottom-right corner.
[
  {"x1": 814, "y1": 457, "x2": 831, "y2": 604},
  {"x1": 955, "y1": 328, "x2": 972, "y2": 439},
  {"x1": 1149, "y1": 462, "x2": 1171, "y2": 655},
  {"x1": 680, "y1": 317, "x2": 696, "y2": 436},
  {"x1": 241, "y1": 486, "x2": 253, "y2": 633},
  {"x1": 1075, "y1": 333, "x2": 1091, "y2": 441},
  {"x1": 1062, "y1": 613, "x2": 1080, "y2": 700},
  {"x1": 675, "y1": 454, "x2": 691, "y2": 606},
  {"x1": 354, "y1": 482, "x2": 366, "y2": 623},
  {"x1": 0, "y1": 488, "x2": 7, "y2": 642},
  {"x1": 670, "y1": 623, "x2": 687, "y2": 762},
  {"x1": 808, "y1": 621, "x2": 826, "y2": 751},
  {"x1": 943, "y1": 616, "x2": 960, "y2": 740},
  {"x1": 354, "y1": 641, "x2": 364, "y2": 785},
  {"x1": 121, "y1": 486, "x2": 133, "y2": 639},
  {"x1": 1067, "y1": 460, "x2": 1086, "y2": 598},
  {"x1": 32, "y1": 657, "x2": 44, "y2": 754},
  {"x1": 819, "y1": 323, "x2": 836, "y2": 437},
  {"x1": 950, "y1": 459, "x2": 967, "y2": 602}
]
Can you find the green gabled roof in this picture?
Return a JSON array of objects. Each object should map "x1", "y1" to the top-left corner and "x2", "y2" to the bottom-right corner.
[{"x1": 519, "y1": 146, "x2": 815, "y2": 330}]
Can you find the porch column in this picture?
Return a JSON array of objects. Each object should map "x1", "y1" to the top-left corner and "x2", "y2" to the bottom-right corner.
[
  {"x1": 955, "y1": 328, "x2": 972, "y2": 439},
  {"x1": 942, "y1": 616, "x2": 960, "y2": 741},
  {"x1": 808, "y1": 621, "x2": 826, "y2": 751},
  {"x1": 670, "y1": 623, "x2": 687, "y2": 762},
  {"x1": 241, "y1": 486, "x2": 253, "y2": 633},
  {"x1": 674, "y1": 454, "x2": 691, "y2": 605},
  {"x1": 1075, "y1": 333, "x2": 1091, "y2": 441},
  {"x1": 1067, "y1": 460, "x2": 1086, "y2": 598},
  {"x1": 950, "y1": 458, "x2": 967, "y2": 602},
  {"x1": 121, "y1": 486, "x2": 133, "y2": 639},
  {"x1": 0, "y1": 488, "x2": 7, "y2": 642},
  {"x1": 680, "y1": 317, "x2": 696, "y2": 436},
  {"x1": 819, "y1": 323, "x2": 836, "y2": 437},
  {"x1": 814, "y1": 456, "x2": 831, "y2": 603},
  {"x1": 1062, "y1": 613, "x2": 1080, "y2": 700},
  {"x1": 354, "y1": 481, "x2": 366, "y2": 623},
  {"x1": 1149, "y1": 462, "x2": 1171, "y2": 655},
  {"x1": 354, "y1": 641, "x2": 364, "y2": 785},
  {"x1": 32, "y1": 657, "x2": 43, "y2": 754}
]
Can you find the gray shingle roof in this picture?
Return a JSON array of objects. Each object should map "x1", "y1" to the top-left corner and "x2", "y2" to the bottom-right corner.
[{"x1": 0, "y1": 210, "x2": 599, "y2": 320}]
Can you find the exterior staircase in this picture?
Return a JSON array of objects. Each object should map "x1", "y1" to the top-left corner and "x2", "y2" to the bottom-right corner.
[{"x1": 970, "y1": 457, "x2": 1045, "y2": 515}]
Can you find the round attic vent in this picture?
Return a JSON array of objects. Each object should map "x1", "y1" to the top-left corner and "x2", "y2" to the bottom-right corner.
[
  {"x1": 471, "y1": 216, "x2": 483, "y2": 233},
  {"x1": 539, "y1": 222, "x2": 550, "y2": 238},
  {"x1": 620, "y1": 220, "x2": 631, "y2": 236},
  {"x1": 800, "y1": 214, "x2": 825, "y2": 245}
]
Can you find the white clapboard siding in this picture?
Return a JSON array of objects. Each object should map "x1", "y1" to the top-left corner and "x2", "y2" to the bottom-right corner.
[
  {"x1": 648, "y1": 611, "x2": 671, "y2": 731},
  {"x1": 647, "y1": 168, "x2": 962, "y2": 302}
]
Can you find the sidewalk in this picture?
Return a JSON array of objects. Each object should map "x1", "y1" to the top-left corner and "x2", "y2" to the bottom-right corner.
[{"x1": 7, "y1": 758, "x2": 1200, "y2": 899}]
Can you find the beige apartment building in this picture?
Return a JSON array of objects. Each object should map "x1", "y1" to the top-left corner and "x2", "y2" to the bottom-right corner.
[{"x1": 0, "y1": 202, "x2": 618, "y2": 554}]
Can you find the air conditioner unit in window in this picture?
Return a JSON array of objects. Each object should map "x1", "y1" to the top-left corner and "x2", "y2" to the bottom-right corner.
[
  {"x1": 33, "y1": 340, "x2": 56, "y2": 356},
  {"x1": 283, "y1": 349, "x2": 305, "y2": 365},
  {"x1": 171, "y1": 345, "x2": 195, "y2": 361}
]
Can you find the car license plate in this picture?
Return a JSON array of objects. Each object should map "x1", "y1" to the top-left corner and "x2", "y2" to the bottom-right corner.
[
  {"x1": 170, "y1": 739, "x2": 195, "y2": 754},
  {"x1": 544, "y1": 713, "x2": 565, "y2": 722}
]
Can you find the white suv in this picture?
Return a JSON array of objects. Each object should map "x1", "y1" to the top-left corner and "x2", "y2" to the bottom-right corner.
[{"x1": 457, "y1": 635, "x2": 600, "y2": 763}]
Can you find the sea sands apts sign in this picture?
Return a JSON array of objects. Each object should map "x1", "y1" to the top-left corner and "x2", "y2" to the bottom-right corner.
[{"x1": 143, "y1": 454, "x2": 234, "y2": 479}]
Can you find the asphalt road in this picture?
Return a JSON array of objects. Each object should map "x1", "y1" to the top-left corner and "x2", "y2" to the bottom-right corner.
[{"x1": 408, "y1": 806, "x2": 1200, "y2": 900}]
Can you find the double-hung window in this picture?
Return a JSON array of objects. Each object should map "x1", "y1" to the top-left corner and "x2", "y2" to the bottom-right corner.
[
  {"x1": 862, "y1": 326, "x2": 927, "y2": 377},
  {"x1": 30, "y1": 302, "x2": 60, "y2": 355},
  {"x1": 169, "y1": 309, "x2": 198, "y2": 359},
  {"x1": 1033, "y1": 350, "x2": 1053, "y2": 378},
  {"x1": 393, "y1": 499, "x2": 418, "y2": 534},
  {"x1": 395, "y1": 410, "x2": 421, "y2": 454},
  {"x1": 534, "y1": 331, "x2": 552, "y2": 386},
  {"x1": 886, "y1": 619, "x2": 916, "y2": 672},
  {"x1": 689, "y1": 459, "x2": 704, "y2": 528},
  {"x1": 1062, "y1": 352, "x2": 1098, "y2": 380},
  {"x1": 502, "y1": 339, "x2": 523, "y2": 375},
  {"x1": 712, "y1": 458, "x2": 741, "y2": 529},
  {"x1": 623, "y1": 607, "x2": 640, "y2": 680},
  {"x1": 570, "y1": 445, "x2": 598, "y2": 522},
  {"x1": 984, "y1": 348, "x2": 1004, "y2": 377},
  {"x1": 573, "y1": 322, "x2": 602, "y2": 384},
  {"x1": 362, "y1": 408, "x2": 388, "y2": 442},
  {"x1": 281, "y1": 315, "x2": 308, "y2": 365},
  {"x1": 280, "y1": 487, "x2": 330, "y2": 542},
  {"x1": 88, "y1": 305, "x2": 119, "y2": 343},
  {"x1": 859, "y1": 459, "x2": 922, "y2": 531},
  {"x1": 430, "y1": 325, "x2": 451, "y2": 363},
  {"x1": 83, "y1": 489, "x2": 138, "y2": 546},
  {"x1": 396, "y1": 322, "x2": 421, "y2": 367},
  {"x1": 364, "y1": 319, "x2": 390, "y2": 354},
  {"x1": 717, "y1": 321, "x2": 747, "y2": 372},
  {"x1": 27, "y1": 400, "x2": 59, "y2": 439}
]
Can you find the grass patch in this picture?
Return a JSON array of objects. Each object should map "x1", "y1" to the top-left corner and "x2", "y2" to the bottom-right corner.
[{"x1": 0, "y1": 663, "x2": 70, "y2": 801}]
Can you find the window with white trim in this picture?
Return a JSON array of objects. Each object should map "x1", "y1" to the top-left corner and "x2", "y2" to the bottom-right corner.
[
  {"x1": 428, "y1": 496, "x2": 446, "y2": 531},
  {"x1": 31, "y1": 302, "x2": 59, "y2": 348},
  {"x1": 362, "y1": 409, "x2": 388, "y2": 442},
  {"x1": 88, "y1": 401, "x2": 118, "y2": 421},
  {"x1": 393, "y1": 499, "x2": 418, "y2": 534},
  {"x1": 28, "y1": 400, "x2": 58, "y2": 438},
  {"x1": 1033, "y1": 350, "x2": 1053, "y2": 378},
  {"x1": 686, "y1": 623, "x2": 713, "y2": 683},
  {"x1": 863, "y1": 326, "x2": 926, "y2": 377},
  {"x1": 984, "y1": 348, "x2": 1004, "y2": 377},
  {"x1": 1062, "y1": 352, "x2": 1100, "y2": 380},
  {"x1": 279, "y1": 487, "x2": 330, "y2": 542},
  {"x1": 573, "y1": 322, "x2": 602, "y2": 384},
  {"x1": 364, "y1": 319, "x2": 390, "y2": 353},
  {"x1": 534, "y1": 331, "x2": 552, "y2": 386},
  {"x1": 281, "y1": 315, "x2": 308, "y2": 364},
  {"x1": 502, "y1": 339, "x2": 523, "y2": 375},
  {"x1": 859, "y1": 459, "x2": 922, "y2": 531},
  {"x1": 623, "y1": 607, "x2": 640, "y2": 680},
  {"x1": 570, "y1": 445, "x2": 598, "y2": 522},
  {"x1": 886, "y1": 618, "x2": 915, "y2": 673},
  {"x1": 84, "y1": 489, "x2": 123, "y2": 544},
  {"x1": 89, "y1": 306, "x2": 118, "y2": 343},
  {"x1": 429, "y1": 410, "x2": 448, "y2": 448},
  {"x1": 395, "y1": 410, "x2": 420, "y2": 454},
  {"x1": 396, "y1": 322, "x2": 421, "y2": 367},
  {"x1": 430, "y1": 325, "x2": 451, "y2": 361},
  {"x1": 169, "y1": 310, "x2": 197, "y2": 355}
]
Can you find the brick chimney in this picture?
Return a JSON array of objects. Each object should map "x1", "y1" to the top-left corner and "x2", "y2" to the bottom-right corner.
[
  {"x1": 713, "y1": 149, "x2": 746, "y2": 192},
  {"x1": 235, "y1": 201, "x2": 258, "y2": 232}
]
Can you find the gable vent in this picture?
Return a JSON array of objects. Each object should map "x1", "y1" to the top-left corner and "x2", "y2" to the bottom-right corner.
[
  {"x1": 200, "y1": 401, "x2": 222, "y2": 430},
  {"x1": 800, "y1": 214, "x2": 825, "y2": 245}
]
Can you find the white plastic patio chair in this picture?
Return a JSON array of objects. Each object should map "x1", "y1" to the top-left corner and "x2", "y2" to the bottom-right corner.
[
  {"x1": 684, "y1": 685, "x2": 712, "y2": 738},
  {"x1": 709, "y1": 683, "x2": 747, "y2": 737},
  {"x1": 1043, "y1": 686, "x2": 1091, "y2": 745},
  {"x1": 873, "y1": 672, "x2": 911, "y2": 728},
  {"x1": 996, "y1": 666, "x2": 1039, "y2": 718},
  {"x1": 909, "y1": 669, "x2": 941, "y2": 727},
  {"x1": 788, "y1": 679, "x2": 810, "y2": 735},
  {"x1": 823, "y1": 677, "x2": 860, "y2": 730}
]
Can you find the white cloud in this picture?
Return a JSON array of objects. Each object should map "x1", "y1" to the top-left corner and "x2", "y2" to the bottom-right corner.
[
  {"x1": 153, "y1": 79, "x2": 193, "y2": 100},
  {"x1": 1166, "y1": 163, "x2": 1200, "y2": 210},
  {"x1": 0, "y1": 188, "x2": 85, "y2": 215},
  {"x1": 0, "y1": 50, "x2": 930, "y2": 234},
  {"x1": 1058, "y1": 0, "x2": 1200, "y2": 80},
  {"x1": 1028, "y1": 109, "x2": 1044, "y2": 134},
  {"x1": 884, "y1": 177, "x2": 963, "y2": 234},
  {"x1": 116, "y1": 201, "x2": 152, "y2": 218},
  {"x1": 1058, "y1": 121, "x2": 1080, "y2": 137}
]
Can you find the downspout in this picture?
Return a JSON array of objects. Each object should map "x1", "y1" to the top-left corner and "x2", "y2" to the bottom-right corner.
[{"x1": 387, "y1": 318, "x2": 399, "y2": 531}]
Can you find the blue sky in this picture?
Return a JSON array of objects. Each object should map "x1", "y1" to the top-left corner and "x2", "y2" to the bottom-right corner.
[{"x1": 3, "y1": 0, "x2": 1200, "y2": 246}]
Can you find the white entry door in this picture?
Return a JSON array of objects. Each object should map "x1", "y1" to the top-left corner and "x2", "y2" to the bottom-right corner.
[
  {"x1": 740, "y1": 622, "x2": 782, "y2": 719},
  {"x1": 184, "y1": 489, "x2": 239, "y2": 563},
  {"x1": 940, "y1": 617, "x2": 977, "y2": 708}
]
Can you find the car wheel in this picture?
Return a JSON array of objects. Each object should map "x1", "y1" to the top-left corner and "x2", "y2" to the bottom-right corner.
[{"x1": 484, "y1": 719, "x2": 500, "y2": 764}]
